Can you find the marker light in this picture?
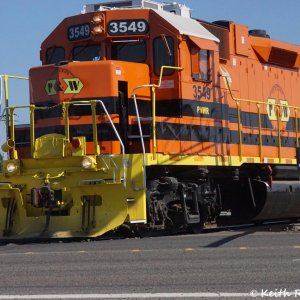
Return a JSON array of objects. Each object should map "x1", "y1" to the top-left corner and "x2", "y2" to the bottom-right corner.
[
  {"x1": 91, "y1": 13, "x2": 105, "y2": 35},
  {"x1": 92, "y1": 26, "x2": 104, "y2": 34},
  {"x1": 92, "y1": 14, "x2": 103, "y2": 24},
  {"x1": 81, "y1": 156, "x2": 97, "y2": 169}
]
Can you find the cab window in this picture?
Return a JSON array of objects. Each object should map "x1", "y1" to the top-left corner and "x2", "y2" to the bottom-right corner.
[
  {"x1": 46, "y1": 47, "x2": 65, "y2": 64},
  {"x1": 153, "y1": 36, "x2": 175, "y2": 76},
  {"x1": 191, "y1": 46, "x2": 211, "y2": 81},
  {"x1": 200, "y1": 49, "x2": 210, "y2": 81},
  {"x1": 73, "y1": 45, "x2": 101, "y2": 61},
  {"x1": 111, "y1": 41, "x2": 146, "y2": 63}
]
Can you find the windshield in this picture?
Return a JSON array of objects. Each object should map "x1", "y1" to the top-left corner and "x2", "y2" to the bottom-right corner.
[
  {"x1": 46, "y1": 47, "x2": 65, "y2": 64},
  {"x1": 111, "y1": 41, "x2": 146, "y2": 63},
  {"x1": 73, "y1": 45, "x2": 101, "y2": 61}
]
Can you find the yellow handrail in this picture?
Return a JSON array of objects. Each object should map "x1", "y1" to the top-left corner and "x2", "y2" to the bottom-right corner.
[
  {"x1": 131, "y1": 65, "x2": 183, "y2": 162},
  {"x1": 29, "y1": 105, "x2": 35, "y2": 157},
  {"x1": 1, "y1": 74, "x2": 29, "y2": 146},
  {"x1": 153, "y1": 66, "x2": 183, "y2": 158},
  {"x1": 1, "y1": 75, "x2": 29, "y2": 109},
  {"x1": 90, "y1": 101, "x2": 100, "y2": 155},
  {"x1": 295, "y1": 109, "x2": 299, "y2": 148},
  {"x1": 257, "y1": 104, "x2": 263, "y2": 162},
  {"x1": 276, "y1": 107, "x2": 282, "y2": 162},
  {"x1": 8, "y1": 107, "x2": 17, "y2": 159},
  {"x1": 236, "y1": 101, "x2": 243, "y2": 160},
  {"x1": 4, "y1": 100, "x2": 126, "y2": 185},
  {"x1": 62, "y1": 102, "x2": 70, "y2": 147},
  {"x1": 221, "y1": 73, "x2": 300, "y2": 162}
]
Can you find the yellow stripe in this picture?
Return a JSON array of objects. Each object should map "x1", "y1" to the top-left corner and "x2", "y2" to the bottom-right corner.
[{"x1": 146, "y1": 153, "x2": 297, "y2": 167}]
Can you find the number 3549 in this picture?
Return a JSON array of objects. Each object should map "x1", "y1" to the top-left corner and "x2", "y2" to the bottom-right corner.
[
  {"x1": 193, "y1": 85, "x2": 211, "y2": 100},
  {"x1": 68, "y1": 24, "x2": 90, "y2": 41},
  {"x1": 108, "y1": 19, "x2": 149, "y2": 35}
]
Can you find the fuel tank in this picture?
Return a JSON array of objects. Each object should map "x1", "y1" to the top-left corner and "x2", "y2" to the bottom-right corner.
[
  {"x1": 220, "y1": 179, "x2": 300, "y2": 221},
  {"x1": 252, "y1": 180, "x2": 300, "y2": 221}
]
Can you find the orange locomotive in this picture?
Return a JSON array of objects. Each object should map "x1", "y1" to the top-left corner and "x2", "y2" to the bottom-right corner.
[{"x1": 1, "y1": 0, "x2": 300, "y2": 238}]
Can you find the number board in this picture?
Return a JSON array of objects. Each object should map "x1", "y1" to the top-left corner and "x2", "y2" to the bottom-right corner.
[
  {"x1": 107, "y1": 19, "x2": 149, "y2": 35},
  {"x1": 68, "y1": 23, "x2": 91, "y2": 41}
]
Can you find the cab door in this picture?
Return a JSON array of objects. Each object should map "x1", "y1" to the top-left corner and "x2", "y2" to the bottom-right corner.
[
  {"x1": 151, "y1": 35, "x2": 181, "y2": 116},
  {"x1": 150, "y1": 34, "x2": 183, "y2": 154}
]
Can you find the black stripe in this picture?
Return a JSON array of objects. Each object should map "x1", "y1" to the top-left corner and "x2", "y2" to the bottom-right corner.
[
  {"x1": 155, "y1": 122, "x2": 298, "y2": 147},
  {"x1": 34, "y1": 97, "x2": 300, "y2": 134},
  {"x1": 16, "y1": 97, "x2": 300, "y2": 149},
  {"x1": 35, "y1": 124, "x2": 121, "y2": 142},
  {"x1": 157, "y1": 99, "x2": 276, "y2": 129},
  {"x1": 156, "y1": 98, "x2": 231, "y2": 119},
  {"x1": 14, "y1": 122, "x2": 298, "y2": 148},
  {"x1": 229, "y1": 108, "x2": 274, "y2": 129},
  {"x1": 33, "y1": 97, "x2": 118, "y2": 120},
  {"x1": 34, "y1": 97, "x2": 152, "y2": 120},
  {"x1": 158, "y1": 98, "x2": 300, "y2": 132}
]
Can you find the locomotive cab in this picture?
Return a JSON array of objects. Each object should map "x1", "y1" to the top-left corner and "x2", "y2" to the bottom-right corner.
[{"x1": 26, "y1": 2, "x2": 219, "y2": 158}]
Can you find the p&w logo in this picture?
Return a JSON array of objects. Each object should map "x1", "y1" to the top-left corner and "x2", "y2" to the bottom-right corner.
[{"x1": 45, "y1": 78, "x2": 83, "y2": 95}]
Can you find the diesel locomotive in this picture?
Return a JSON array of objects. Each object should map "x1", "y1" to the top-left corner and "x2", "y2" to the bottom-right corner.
[{"x1": 1, "y1": 0, "x2": 300, "y2": 239}]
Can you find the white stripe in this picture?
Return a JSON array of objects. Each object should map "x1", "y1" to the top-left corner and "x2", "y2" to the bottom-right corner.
[{"x1": 0, "y1": 293, "x2": 251, "y2": 299}]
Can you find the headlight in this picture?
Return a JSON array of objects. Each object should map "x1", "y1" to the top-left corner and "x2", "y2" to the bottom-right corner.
[
  {"x1": 5, "y1": 161, "x2": 19, "y2": 174},
  {"x1": 6, "y1": 162, "x2": 17, "y2": 173},
  {"x1": 81, "y1": 157, "x2": 97, "y2": 169}
]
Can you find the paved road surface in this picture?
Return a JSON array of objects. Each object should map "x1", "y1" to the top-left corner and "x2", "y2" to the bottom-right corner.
[{"x1": 0, "y1": 227, "x2": 299, "y2": 299}]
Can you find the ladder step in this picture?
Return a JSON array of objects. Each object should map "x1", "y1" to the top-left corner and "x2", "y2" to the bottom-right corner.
[{"x1": 186, "y1": 213, "x2": 200, "y2": 224}]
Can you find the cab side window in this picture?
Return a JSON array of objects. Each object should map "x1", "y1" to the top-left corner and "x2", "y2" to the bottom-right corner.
[
  {"x1": 153, "y1": 36, "x2": 175, "y2": 76},
  {"x1": 191, "y1": 45, "x2": 211, "y2": 81},
  {"x1": 200, "y1": 49, "x2": 210, "y2": 81}
]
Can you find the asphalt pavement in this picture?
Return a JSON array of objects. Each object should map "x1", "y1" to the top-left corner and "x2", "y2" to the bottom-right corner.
[{"x1": 0, "y1": 226, "x2": 299, "y2": 299}]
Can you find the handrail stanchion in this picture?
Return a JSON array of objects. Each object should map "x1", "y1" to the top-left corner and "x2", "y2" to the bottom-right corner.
[
  {"x1": 63, "y1": 102, "x2": 70, "y2": 144},
  {"x1": 236, "y1": 101, "x2": 243, "y2": 161},
  {"x1": 4, "y1": 75, "x2": 9, "y2": 142},
  {"x1": 277, "y1": 106, "x2": 282, "y2": 163},
  {"x1": 151, "y1": 86, "x2": 157, "y2": 159},
  {"x1": 8, "y1": 107, "x2": 17, "y2": 159},
  {"x1": 91, "y1": 101, "x2": 100, "y2": 155},
  {"x1": 257, "y1": 103, "x2": 263, "y2": 162},
  {"x1": 0, "y1": 75, "x2": 29, "y2": 141},
  {"x1": 30, "y1": 105, "x2": 35, "y2": 157},
  {"x1": 295, "y1": 109, "x2": 299, "y2": 148}
]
